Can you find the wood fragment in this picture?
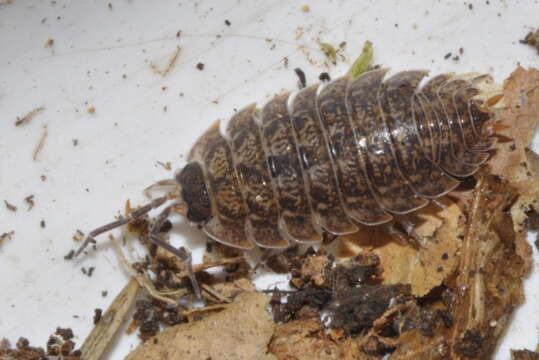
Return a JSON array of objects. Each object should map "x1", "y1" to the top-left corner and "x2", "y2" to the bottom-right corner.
[
  {"x1": 32, "y1": 124, "x2": 48, "y2": 161},
  {"x1": 110, "y1": 235, "x2": 179, "y2": 306},
  {"x1": 79, "y1": 277, "x2": 140, "y2": 360},
  {"x1": 15, "y1": 106, "x2": 44, "y2": 126}
]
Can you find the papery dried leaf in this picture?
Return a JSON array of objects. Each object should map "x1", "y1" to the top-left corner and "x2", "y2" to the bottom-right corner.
[
  {"x1": 489, "y1": 67, "x2": 539, "y2": 232},
  {"x1": 341, "y1": 198, "x2": 462, "y2": 297},
  {"x1": 390, "y1": 176, "x2": 530, "y2": 360},
  {"x1": 126, "y1": 292, "x2": 275, "y2": 360},
  {"x1": 269, "y1": 318, "x2": 376, "y2": 360}
]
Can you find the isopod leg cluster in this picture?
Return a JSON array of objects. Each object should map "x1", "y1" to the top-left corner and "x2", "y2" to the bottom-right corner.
[{"x1": 177, "y1": 69, "x2": 495, "y2": 250}]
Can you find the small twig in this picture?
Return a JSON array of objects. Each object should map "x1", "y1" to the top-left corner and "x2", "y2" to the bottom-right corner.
[
  {"x1": 182, "y1": 303, "x2": 229, "y2": 317},
  {"x1": 4, "y1": 200, "x2": 17, "y2": 212},
  {"x1": 79, "y1": 277, "x2": 140, "y2": 360},
  {"x1": 110, "y1": 234, "x2": 178, "y2": 306},
  {"x1": 201, "y1": 283, "x2": 232, "y2": 304},
  {"x1": 33, "y1": 124, "x2": 48, "y2": 161},
  {"x1": 175, "y1": 257, "x2": 246, "y2": 280},
  {"x1": 15, "y1": 106, "x2": 44, "y2": 126},
  {"x1": 150, "y1": 46, "x2": 181, "y2": 77}
]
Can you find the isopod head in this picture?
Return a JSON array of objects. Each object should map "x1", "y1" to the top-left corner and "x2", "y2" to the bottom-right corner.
[{"x1": 175, "y1": 162, "x2": 212, "y2": 224}]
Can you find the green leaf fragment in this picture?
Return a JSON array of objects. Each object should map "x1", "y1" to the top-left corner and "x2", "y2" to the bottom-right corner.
[
  {"x1": 319, "y1": 42, "x2": 337, "y2": 62},
  {"x1": 347, "y1": 40, "x2": 374, "y2": 79}
]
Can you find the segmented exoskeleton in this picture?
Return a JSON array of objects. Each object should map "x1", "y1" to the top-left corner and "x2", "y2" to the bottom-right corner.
[
  {"x1": 178, "y1": 69, "x2": 495, "y2": 250},
  {"x1": 75, "y1": 68, "x2": 496, "y2": 296}
]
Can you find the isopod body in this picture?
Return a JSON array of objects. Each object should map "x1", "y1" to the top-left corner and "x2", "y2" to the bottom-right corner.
[{"x1": 177, "y1": 69, "x2": 495, "y2": 250}]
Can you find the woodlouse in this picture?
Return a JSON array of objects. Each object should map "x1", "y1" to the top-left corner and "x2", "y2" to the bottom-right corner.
[{"x1": 75, "y1": 68, "x2": 496, "y2": 294}]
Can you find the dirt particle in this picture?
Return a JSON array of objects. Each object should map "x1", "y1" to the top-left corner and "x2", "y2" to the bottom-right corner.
[
  {"x1": 0, "y1": 231, "x2": 15, "y2": 244},
  {"x1": 4, "y1": 200, "x2": 17, "y2": 212},
  {"x1": 301, "y1": 4, "x2": 309, "y2": 12},
  {"x1": 24, "y1": 195, "x2": 35, "y2": 211},
  {"x1": 156, "y1": 161, "x2": 172, "y2": 171},
  {"x1": 318, "y1": 72, "x2": 331, "y2": 82},
  {"x1": 64, "y1": 250, "x2": 75, "y2": 260},
  {"x1": 196, "y1": 62, "x2": 205, "y2": 71},
  {"x1": 224, "y1": 19, "x2": 231, "y2": 26},
  {"x1": 511, "y1": 349, "x2": 539, "y2": 359},
  {"x1": 454, "y1": 329, "x2": 484, "y2": 357},
  {"x1": 87, "y1": 106, "x2": 96, "y2": 114},
  {"x1": 444, "y1": 52, "x2": 452, "y2": 60},
  {"x1": 101, "y1": 290, "x2": 108, "y2": 297},
  {"x1": 72, "y1": 229, "x2": 85, "y2": 242},
  {"x1": 40, "y1": 219, "x2": 46, "y2": 228},
  {"x1": 44, "y1": 38, "x2": 54, "y2": 47},
  {"x1": 520, "y1": 29, "x2": 539, "y2": 54},
  {"x1": 93, "y1": 308, "x2": 103, "y2": 324},
  {"x1": 82, "y1": 266, "x2": 95, "y2": 277}
]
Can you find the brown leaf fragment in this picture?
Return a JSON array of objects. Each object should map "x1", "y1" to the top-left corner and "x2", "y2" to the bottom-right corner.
[
  {"x1": 512, "y1": 349, "x2": 539, "y2": 360},
  {"x1": 269, "y1": 318, "x2": 374, "y2": 360},
  {"x1": 126, "y1": 292, "x2": 276, "y2": 360},
  {"x1": 489, "y1": 67, "x2": 539, "y2": 232},
  {"x1": 341, "y1": 198, "x2": 462, "y2": 297}
]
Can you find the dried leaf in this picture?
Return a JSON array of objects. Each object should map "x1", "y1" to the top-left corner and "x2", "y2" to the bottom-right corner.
[
  {"x1": 126, "y1": 292, "x2": 276, "y2": 360},
  {"x1": 488, "y1": 67, "x2": 539, "y2": 231},
  {"x1": 269, "y1": 318, "x2": 374, "y2": 360},
  {"x1": 341, "y1": 198, "x2": 462, "y2": 297}
]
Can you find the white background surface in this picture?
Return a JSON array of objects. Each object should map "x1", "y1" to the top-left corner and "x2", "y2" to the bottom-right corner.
[{"x1": 1, "y1": 1, "x2": 538, "y2": 358}]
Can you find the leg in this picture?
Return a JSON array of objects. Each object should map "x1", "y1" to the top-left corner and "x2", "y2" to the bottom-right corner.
[
  {"x1": 431, "y1": 198, "x2": 447, "y2": 210},
  {"x1": 396, "y1": 219, "x2": 425, "y2": 247},
  {"x1": 74, "y1": 196, "x2": 168, "y2": 257},
  {"x1": 148, "y1": 205, "x2": 202, "y2": 299},
  {"x1": 385, "y1": 221, "x2": 425, "y2": 249}
]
